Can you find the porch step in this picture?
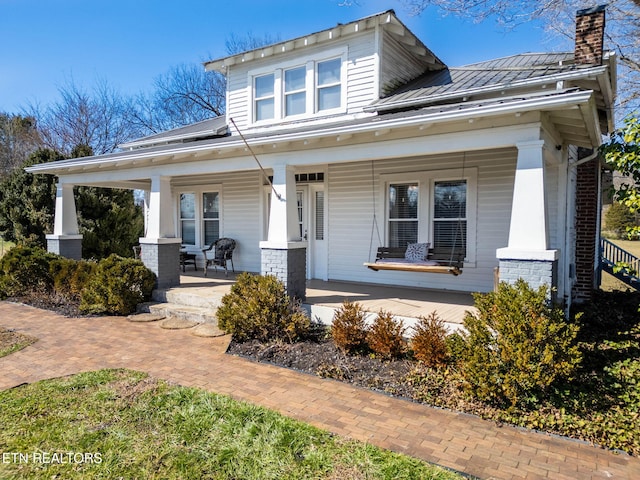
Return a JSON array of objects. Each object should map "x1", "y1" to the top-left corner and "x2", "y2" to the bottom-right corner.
[
  {"x1": 152, "y1": 287, "x2": 225, "y2": 309},
  {"x1": 145, "y1": 302, "x2": 218, "y2": 324}
]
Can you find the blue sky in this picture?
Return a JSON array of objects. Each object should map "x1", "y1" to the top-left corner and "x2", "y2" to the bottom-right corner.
[{"x1": 0, "y1": 0, "x2": 562, "y2": 114}]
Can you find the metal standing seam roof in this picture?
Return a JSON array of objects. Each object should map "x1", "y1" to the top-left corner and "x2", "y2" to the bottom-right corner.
[
  {"x1": 369, "y1": 52, "x2": 591, "y2": 109},
  {"x1": 119, "y1": 117, "x2": 228, "y2": 150}
]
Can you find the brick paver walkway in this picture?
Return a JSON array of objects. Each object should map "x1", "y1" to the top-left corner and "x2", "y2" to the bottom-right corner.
[{"x1": 1, "y1": 301, "x2": 639, "y2": 480}]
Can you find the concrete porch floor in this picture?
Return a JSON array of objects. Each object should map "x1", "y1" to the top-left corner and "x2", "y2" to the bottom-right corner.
[{"x1": 175, "y1": 270, "x2": 475, "y2": 329}]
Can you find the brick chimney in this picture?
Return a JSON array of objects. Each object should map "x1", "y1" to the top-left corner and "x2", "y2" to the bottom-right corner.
[{"x1": 575, "y1": 5, "x2": 606, "y2": 65}]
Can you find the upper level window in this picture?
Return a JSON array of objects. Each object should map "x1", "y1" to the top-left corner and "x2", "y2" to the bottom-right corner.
[
  {"x1": 284, "y1": 66, "x2": 306, "y2": 117},
  {"x1": 250, "y1": 54, "x2": 343, "y2": 123},
  {"x1": 255, "y1": 74, "x2": 275, "y2": 121},
  {"x1": 317, "y1": 58, "x2": 341, "y2": 111}
]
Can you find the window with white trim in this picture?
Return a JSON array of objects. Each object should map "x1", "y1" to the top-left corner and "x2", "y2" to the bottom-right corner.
[
  {"x1": 254, "y1": 73, "x2": 275, "y2": 121},
  {"x1": 202, "y1": 192, "x2": 220, "y2": 246},
  {"x1": 388, "y1": 183, "x2": 419, "y2": 248},
  {"x1": 383, "y1": 168, "x2": 476, "y2": 264},
  {"x1": 432, "y1": 180, "x2": 466, "y2": 258},
  {"x1": 284, "y1": 66, "x2": 306, "y2": 117},
  {"x1": 317, "y1": 58, "x2": 341, "y2": 111},
  {"x1": 179, "y1": 189, "x2": 221, "y2": 247},
  {"x1": 180, "y1": 193, "x2": 196, "y2": 246},
  {"x1": 250, "y1": 54, "x2": 344, "y2": 123}
]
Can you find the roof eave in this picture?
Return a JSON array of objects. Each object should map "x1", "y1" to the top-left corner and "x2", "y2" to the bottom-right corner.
[
  {"x1": 26, "y1": 91, "x2": 597, "y2": 176},
  {"x1": 204, "y1": 10, "x2": 443, "y2": 73}
]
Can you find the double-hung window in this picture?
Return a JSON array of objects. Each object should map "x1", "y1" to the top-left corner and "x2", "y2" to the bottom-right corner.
[
  {"x1": 388, "y1": 183, "x2": 419, "y2": 248},
  {"x1": 179, "y1": 190, "x2": 221, "y2": 247},
  {"x1": 202, "y1": 192, "x2": 220, "y2": 246},
  {"x1": 317, "y1": 58, "x2": 341, "y2": 111},
  {"x1": 384, "y1": 168, "x2": 475, "y2": 264},
  {"x1": 180, "y1": 193, "x2": 196, "y2": 246},
  {"x1": 284, "y1": 66, "x2": 306, "y2": 117},
  {"x1": 255, "y1": 73, "x2": 275, "y2": 121},
  {"x1": 433, "y1": 180, "x2": 467, "y2": 258},
  {"x1": 250, "y1": 53, "x2": 343, "y2": 123}
]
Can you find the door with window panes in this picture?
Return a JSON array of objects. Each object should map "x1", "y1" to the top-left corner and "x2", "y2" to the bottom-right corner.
[{"x1": 296, "y1": 185, "x2": 327, "y2": 280}]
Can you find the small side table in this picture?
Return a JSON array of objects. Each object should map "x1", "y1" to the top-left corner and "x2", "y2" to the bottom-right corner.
[{"x1": 179, "y1": 250, "x2": 197, "y2": 272}]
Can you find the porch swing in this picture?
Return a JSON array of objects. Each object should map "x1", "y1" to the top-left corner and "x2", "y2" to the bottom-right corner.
[{"x1": 363, "y1": 157, "x2": 466, "y2": 276}]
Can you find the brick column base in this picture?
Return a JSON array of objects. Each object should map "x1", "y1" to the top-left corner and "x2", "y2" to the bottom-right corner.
[
  {"x1": 46, "y1": 234, "x2": 83, "y2": 260},
  {"x1": 260, "y1": 242, "x2": 307, "y2": 301},
  {"x1": 139, "y1": 239, "x2": 181, "y2": 289},
  {"x1": 498, "y1": 259, "x2": 558, "y2": 301}
]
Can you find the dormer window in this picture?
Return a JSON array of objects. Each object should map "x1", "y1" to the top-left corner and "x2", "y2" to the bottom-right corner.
[
  {"x1": 249, "y1": 52, "x2": 345, "y2": 124},
  {"x1": 255, "y1": 73, "x2": 275, "y2": 121},
  {"x1": 317, "y1": 58, "x2": 341, "y2": 111},
  {"x1": 284, "y1": 66, "x2": 306, "y2": 117}
]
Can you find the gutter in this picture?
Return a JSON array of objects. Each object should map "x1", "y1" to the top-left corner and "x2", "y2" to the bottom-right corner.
[{"x1": 25, "y1": 90, "x2": 595, "y2": 176}]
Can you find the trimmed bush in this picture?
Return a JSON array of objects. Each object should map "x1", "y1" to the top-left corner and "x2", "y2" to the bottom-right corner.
[
  {"x1": 80, "y1": 254, "x2": 156, "y2": 315},
  {"x1": 216, "y1": 273, "x2": 310, "y2": 343},
  {"x1": 411, "y1": 312, "x2": 448, "y2": 367},
  {"x1": 461, "y1": 279, "x2": 582, "y2": 408},
  {"x1": 367, "y1": 310, "x2": 407, "y2": 359},
  {"x1": 0, "y1": 245, "x2": 57, "y2": 298},
  {"x1": 50, "y1": 257, "x2": 97, "y2": 302},
  {"x1": 330, "y1": 300, "x2": 369, "y2": 354}
]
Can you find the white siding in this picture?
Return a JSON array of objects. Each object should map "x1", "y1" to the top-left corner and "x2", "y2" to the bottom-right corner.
[
  {"x1": 380, "y1": 31, "x2": 429, "y2": 95},
  {"x1": 327, "y1": 149, "x2": 517, "y2": 293},
  {"x1": 225, "y1": 31, "x2": 379, "y2": 131}
]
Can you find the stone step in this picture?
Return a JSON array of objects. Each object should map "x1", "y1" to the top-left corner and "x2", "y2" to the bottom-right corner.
[
  {"x1": 152, "y1": 287, "x2": 225, "y2": 309},
  {"x1": 145, "y1": 302, "x2": 218, "y2": 324}
]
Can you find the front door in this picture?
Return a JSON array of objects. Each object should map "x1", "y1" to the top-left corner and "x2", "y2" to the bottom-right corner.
[{"x1": 297, "y1": 185, "x2": 328, "y2": 280}]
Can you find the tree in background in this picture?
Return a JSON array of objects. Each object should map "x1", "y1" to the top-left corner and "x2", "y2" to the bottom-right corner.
[
  {"x1": 401, "y1": 0, "x2": 640, "y2": 114},
  {"x1": 0, "y1": 145, "x2": 143, "y2": 258},
  {"x1": 601, "y1": 116, "x2": 640, "y2": 238},
  {"x1": 0, "y1": 113, "x2": 42, "y2": 178},
  {"x1": 604, "y1": 202, "x2": 637, "y2": 239},
  {"x1": 0, "y1": 149, "x2": 60, "y2": 246},
  {"x1": 69, "y1": 145, "x2": 143, "y2": 259},
  {"x1": 131, "y1": 64, "x2": 226, "y2": 134},
  {"x1": 25, "y1": 79, "x2": 138, "y2": 157}
]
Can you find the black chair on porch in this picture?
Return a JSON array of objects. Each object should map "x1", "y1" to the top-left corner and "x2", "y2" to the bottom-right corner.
[{"x1": 202, "y1": 238, "x2": 236, "y2": 277}]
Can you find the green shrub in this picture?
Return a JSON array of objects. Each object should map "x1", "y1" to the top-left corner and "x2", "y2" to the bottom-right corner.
[
  {"x1": 367, "y1": 310, "x2": 407, "y2": 359},
  {"x1": 410, "y1": 312, "x2": 448, "y2": 367},
  {"x1": 0, "y1": 245, "x2": 57, "y2": 298},
  {"x1": 330, "y1": 300, "x2": 369, "y2": 354},
  {"x1": 216, "y1": 273, "x2": 310, "y2": 343},
  {"x1": 445, "y1": 332, "x2": 466, "y2": 365},
  {"x1": 50, "y1": 258, "x2": 97, "y2": 302},
  {"x1": 461, "y1": 280, "x2": 582, "y2": 408},
  {"x1": 80, "y1": 254, "x2": 155, "y2": 315}
]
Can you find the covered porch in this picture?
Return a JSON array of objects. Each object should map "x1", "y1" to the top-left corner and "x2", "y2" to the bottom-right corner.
[{"x1": 163, "y1": 271, "x2": 476, "y2": 331}]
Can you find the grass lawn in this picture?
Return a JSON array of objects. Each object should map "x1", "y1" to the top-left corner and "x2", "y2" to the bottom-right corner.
[
  {"x1": 0, "y1": 369, "x2": 463, "y2": 480},
  {"x1": 0, "y1": 326, "x2": 38, "y2": 358}
]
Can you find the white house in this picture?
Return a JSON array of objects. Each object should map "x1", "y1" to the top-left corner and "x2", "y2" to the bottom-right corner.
[{"x1": 28, "y1": 8, "x2": 616, "y2": 309}]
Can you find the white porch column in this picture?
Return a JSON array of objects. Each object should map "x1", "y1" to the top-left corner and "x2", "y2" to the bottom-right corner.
[
  {"x1": 145, "y1": 175, "x2": 177, "y2": 240},
  {"x1": 267, "y1": 164, "x2": 300, "y2": 243},
  {"x1": 497, "y1": 140, "x2": 559, "y2": 296},
  {"x1": 46, "y1": 182, "x2": 82, "y2": 259},
  {"x1": 139, "y1": 175, "x2": 181, "y2": 289},
  {"x1": 507, "y1": 140, "x2": 548, "y2": 251},
  {"x1": 260, "y1": 164, "x2": 307, "y2": 300}
]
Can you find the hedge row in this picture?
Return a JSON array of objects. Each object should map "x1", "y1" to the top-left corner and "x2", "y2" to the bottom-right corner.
[{"x1": 0, "y1": 245, "x2": 155, "y2": 315}]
